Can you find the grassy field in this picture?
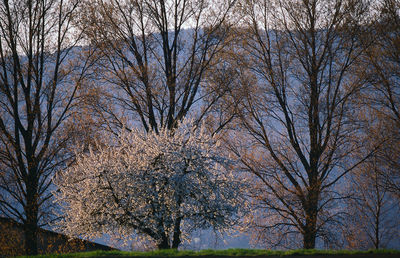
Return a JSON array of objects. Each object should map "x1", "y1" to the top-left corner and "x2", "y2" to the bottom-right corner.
[{"x1": 18, "y1": 248, "x2": 400, "y2": 257}]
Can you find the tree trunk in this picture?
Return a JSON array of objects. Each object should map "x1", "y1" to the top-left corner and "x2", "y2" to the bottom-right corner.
[
  {"x1": 172, "y1": 217, "x2": 182, "y2": 249},
  {"x1": 24, "y1": 221, "x2": 38, "y2": 255},
  {"x1": 374, "y1": 201, "x2": 381, "y2": 249},
  {"x1": 303, "y1": 222, "x2": 317, "y2": 249},
  {"x1": 303, "y1": 186, "x2": 319, "y2": 249},
  {"x1": 24, "y1": 183, "x2": 39, "y2": 255},
  {"x1": 157, "y1": 235, "x2": 170, "y2": 249}
]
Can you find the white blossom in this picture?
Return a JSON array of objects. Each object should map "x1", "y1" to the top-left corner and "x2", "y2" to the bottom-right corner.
[{"x1": 54, "y1": 118, "x2": 244, "y2": 249}]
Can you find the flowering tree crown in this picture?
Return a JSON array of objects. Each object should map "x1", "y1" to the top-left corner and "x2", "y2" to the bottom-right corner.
[{"x1": 54, "y1": 119, "x2": 244, "y2": 249}]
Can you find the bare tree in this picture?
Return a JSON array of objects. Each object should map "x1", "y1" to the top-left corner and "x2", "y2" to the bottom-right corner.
[
  {"x1": 232, "y1": 0, "x2": 371, "y2": 249},
  {"x1": 342, "y1": 153, "x2": 400, "y2": 249},
  {"x1": 0, "y1": 0, "x2": 91, "y2": 254},
  {"x1": 361, "y1": 0, "x2": 400, "y2": 198},
  {"x1": 78, "y1": 0, "x2": 239, "y2": 134},
  {"x1": 338, "y1": 2, "x2": 400, "y2": 243}
]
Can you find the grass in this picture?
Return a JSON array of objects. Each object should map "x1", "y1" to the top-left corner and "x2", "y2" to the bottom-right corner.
[{"x1": 17, "y1": 248, "x2": 400, "y2": 257}]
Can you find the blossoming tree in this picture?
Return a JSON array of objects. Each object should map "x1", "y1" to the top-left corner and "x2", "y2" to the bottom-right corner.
[{"x1": 54, "y1": 119, "x2": 244, "y2": 249}]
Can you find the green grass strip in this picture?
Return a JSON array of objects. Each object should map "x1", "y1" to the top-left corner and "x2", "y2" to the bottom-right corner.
[{"x1": 18, "y1": 248, "x2": 400, "y2": 257}]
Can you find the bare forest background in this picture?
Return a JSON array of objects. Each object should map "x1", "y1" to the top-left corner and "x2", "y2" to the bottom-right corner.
[{"x1": 0, "y1": 0, "x2": 400, "y2": 255}]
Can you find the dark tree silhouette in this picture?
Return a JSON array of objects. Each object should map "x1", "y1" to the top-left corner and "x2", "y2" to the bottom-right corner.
[
  {"x1": 0, "y1": 0, "x2": 91, "y2": 254},
  {"x1": 233, "y1": 0, "x2": 371, "y2": 249}
]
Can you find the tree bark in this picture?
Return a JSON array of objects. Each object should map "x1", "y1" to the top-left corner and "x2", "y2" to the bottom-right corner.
[
  {"x1": 24, "y1": 221, "x2": 38, "y2": 255},
  {"x1": 157, "y1": 235, "x2": 170, "y2": 249},
  {"x1": 303, "y1": 181, "x2": 319, "y2": 249},
  {"x1": 303, "y1": 212, "x2": 317, "y2": 249},
  {"x1": 24, "y1": 181, "x2": 39, "y2": 255},
  {"x1": 172, "y1": 217, "x2": 182, "y2": 249}
]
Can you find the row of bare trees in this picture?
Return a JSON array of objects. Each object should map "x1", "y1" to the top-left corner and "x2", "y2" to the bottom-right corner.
[
  {"x1": 230, "y1": 0, "x2": 400, "y2": 249},
  {"x1": 0, "y1": 0, "x2": 399, "y2": 254},
  {"x1": 232, "y1": 0, "x2": 372, "y2": 249}
]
